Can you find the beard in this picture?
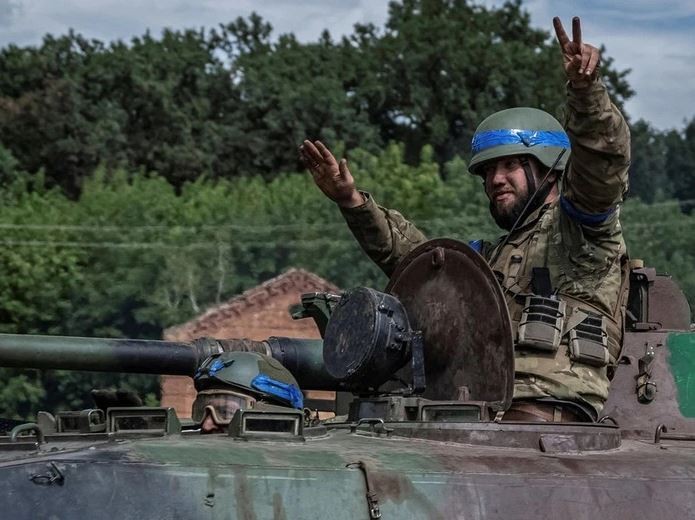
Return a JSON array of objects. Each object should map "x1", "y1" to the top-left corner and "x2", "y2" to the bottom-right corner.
[
  {"x1": 490, "y1": 194, "x2": 527, "y2": 231},
  {"x1": 489, "y1": 181, "x2": 553, "y2": 231}
]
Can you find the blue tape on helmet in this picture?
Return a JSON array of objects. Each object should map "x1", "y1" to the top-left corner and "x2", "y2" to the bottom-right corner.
[
  {"x1": 251, "y1": 374, "x2": 304, "y2": 409},
  {"x1": 195, "y1": 357, "x2": 224, "y2": 380},
  {"x1": 208, "y1": 358, "x2": 225, "y2": 376},
  {"x1": 194, "y1": 356, "x2": 233, "y2": 380},
  {"x1": 472, "y1": 129, "x2": 570, "y2": 154}
]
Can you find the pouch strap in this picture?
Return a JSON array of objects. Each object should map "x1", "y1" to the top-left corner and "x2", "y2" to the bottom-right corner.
[{"x1": 562, "y1": 309, "x2": 589, "y2": 337}]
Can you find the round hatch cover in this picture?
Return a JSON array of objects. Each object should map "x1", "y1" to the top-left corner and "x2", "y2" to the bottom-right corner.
[{"x1": 385, "y1": 239, "x2": 514, "y2": 408}]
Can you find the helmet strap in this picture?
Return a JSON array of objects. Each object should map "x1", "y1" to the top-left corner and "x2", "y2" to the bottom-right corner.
[
  {"x1": 520, "y1": 157, "x2": 537, "y2": 194},
  {"x1": 521, "y1": 156, "x2": 557, "y2": 219}
]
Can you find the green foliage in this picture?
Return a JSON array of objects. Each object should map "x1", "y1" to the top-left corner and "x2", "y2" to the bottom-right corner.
[
  {"x1": 0, "y1": 170, "x2": 88, "y2": 419},
  {"x1": 0, "y1": 145, "x2": 490, "y2": 338},
  {"x1": 622, "y1": 198, "x2": 695, "y2": 310},
  {"x1": 628, "y1": 116, "x2": 695, "y2": 210},
  {"x1": 663, "y1": 119, "x2": 695, "y2": 213},
  {"x1": 628, "y1": 120, "x2": 669, "y2": 203},
  {"x1": 0, "y1": 144, "x2": 20, "y2": 186},
  {"x1": 0, "y1": 29, "x2": 233, "y2": 195},
  {"x1": 0, "y1": 369, "x2": 45, "y2": 420},
  {"x1": 357, "y1": 1, "x2": 579, "y2": 162},
  {"x1": 0, "y1": 184, "x2": 83, "y2": 335},
  {"x1": 0, "y1": 1, "x2": 633, "y2": 194}
]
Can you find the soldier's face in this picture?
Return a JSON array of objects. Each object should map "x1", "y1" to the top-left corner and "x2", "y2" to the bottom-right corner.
[
  {"x1": 194, "y1": 388, "x2": 256, "y2": 434},
  {"x1": 198, "y1": 398, "x2": 246, "y2": 434},
  {"x1": 201, "y1": 411, "x2": 225, "y2": 434},
  {"x1": 483, "y1": 156, "x2": 533, "y2": 230}
]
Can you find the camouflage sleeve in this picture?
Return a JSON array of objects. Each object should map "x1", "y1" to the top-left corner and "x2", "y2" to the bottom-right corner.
[
  {"x1": 339, "y1": 192, "x2": 427, "y2": 277},
  {"x1": 562, "y1": 77, "x2": 630, "y2": 219}
]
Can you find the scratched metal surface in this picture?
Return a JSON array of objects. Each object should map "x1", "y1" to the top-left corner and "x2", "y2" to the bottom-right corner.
[
  {"x1": 604, "y1": 331, "x2": 695, "y2": 435},
  {"x1": 1, "y1": 425, "x2": 695, "y2": 519}
]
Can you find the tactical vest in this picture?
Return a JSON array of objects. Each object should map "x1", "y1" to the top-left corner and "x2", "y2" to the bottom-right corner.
[{"x1": 484, "y1": 201, "x2": 628, "y2": 415}]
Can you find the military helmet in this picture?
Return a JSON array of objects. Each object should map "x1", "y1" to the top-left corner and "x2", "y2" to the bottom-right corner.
[
  {"x1": 193, "y1": 351, "x2": 303, "y2": 409},
  {"x1": 468, "y1": 107, "x2": 570, "y2": 176}
]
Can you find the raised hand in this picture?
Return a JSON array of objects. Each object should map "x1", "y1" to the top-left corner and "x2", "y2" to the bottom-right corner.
[
  {"x1": 300, "y1": 140, "x2": 364, "y2": 208},
  {"x1": 553, "y1": 16, "x2": 600, "y2": 84}
]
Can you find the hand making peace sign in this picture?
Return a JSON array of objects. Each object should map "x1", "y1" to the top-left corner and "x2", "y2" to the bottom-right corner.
[{"x1": 553, "y1": 16, "x2": 601, "y2": 84}]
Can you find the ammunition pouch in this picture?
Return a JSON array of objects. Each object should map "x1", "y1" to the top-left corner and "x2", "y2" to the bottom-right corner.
[
  {"x1": 567, "y1": 313, "x2": 609, "y2": 367},
  {"x1": 516, "y1": 295, "x2": 610, "y2": 368},
  {"x1": 517, "y1": 296, "x2": 565, "y2": 352}
]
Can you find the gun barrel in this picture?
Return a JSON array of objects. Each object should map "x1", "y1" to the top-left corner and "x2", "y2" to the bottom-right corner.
[
  {"x1": 0, "y1": 334, "x2": 199, "y2": 375},
  {"x1": 0, "y1": 333, "x2": 337, "y2": 390},
  {"x1": 265, "y1": 337, "x2": 335, "y2": 390}
]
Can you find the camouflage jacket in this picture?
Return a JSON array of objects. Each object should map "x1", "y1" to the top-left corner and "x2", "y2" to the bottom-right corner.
[{"x1": 340, "y1": 78, "x2": 630, "y2": 415}]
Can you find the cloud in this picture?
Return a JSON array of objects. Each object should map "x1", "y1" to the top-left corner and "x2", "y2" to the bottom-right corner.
[
  {"x1": 0, "y1": 0, "x2": 387, "y2": 47},
  {"x1": 568, "y1": 0, "x2": 695, "y2": 24},
  {"x1": 593, "y1": 29, "x2": 695, "y2": 129},
  {"x1": 503, "y1": 0, "x2": 695, "y2": 129},
  {"x1": 0, "y1": 0, "x2": 21, "y2": 28},
  {"x1": 0, "y1": 0, "x2": 690, "y2": 129}
]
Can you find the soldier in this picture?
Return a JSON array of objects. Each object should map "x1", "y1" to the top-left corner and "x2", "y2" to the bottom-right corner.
[
  {"x1": 300, "y1": 17, "x2": 630, "y2": 422},
  {"x1": 192, "y1": 351, "x2": 304, "y2": 433}
]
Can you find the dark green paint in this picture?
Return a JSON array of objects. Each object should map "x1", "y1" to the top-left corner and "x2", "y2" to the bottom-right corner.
[{"x1": 667, "y1": 333, "x2": 695, "y2": 417}]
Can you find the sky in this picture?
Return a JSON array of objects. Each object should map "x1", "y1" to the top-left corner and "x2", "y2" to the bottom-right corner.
[{"x1": 1, "y1": 0, "x2": 693, "y2": 130}]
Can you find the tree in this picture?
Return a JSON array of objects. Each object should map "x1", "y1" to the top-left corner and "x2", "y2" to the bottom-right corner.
[
  {"x1": 0, "y1": 1, "x2": 635, "y2": 194},
  {"x1": 0, "y1": 144, "x2": 21, "y2": 186},
  {"x1": 622, "y1": 198, "x2": 695, "y2": 314},
  {"x1": 210, "y1": 20, "x2": 381, "y2": 179},
  {"x1": 663, "y1": 117, "x2": 695, "y2": 213},
  {"x1": 627, "y1": 116, "x2": 695, "y2": 210},
  {"x1": 0, "y1": 170, "x2": 88, "y2": 419},
  {"x1": 627, "y1": 120, "x2": 670, "y2": 203},
  {"x1": 348, "y1": 0, "x2": 633, "y2": 165},
  {"x1": 0, "y1": 29, "x2": 236, "y2": 195}
]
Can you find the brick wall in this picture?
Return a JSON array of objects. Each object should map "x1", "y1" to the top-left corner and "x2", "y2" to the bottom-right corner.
[{"x1": 160, "y1": 269, "x2": 337, "y2": 418}]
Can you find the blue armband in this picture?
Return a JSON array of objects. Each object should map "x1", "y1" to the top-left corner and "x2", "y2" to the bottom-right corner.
[{"x1": 560, "y1": 195, "x2": 615, "y2": 226}]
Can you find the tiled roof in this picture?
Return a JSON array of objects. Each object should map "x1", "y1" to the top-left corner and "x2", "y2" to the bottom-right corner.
[{"x1": 164, "y1": 268, "x2": 339, "y2": 340}]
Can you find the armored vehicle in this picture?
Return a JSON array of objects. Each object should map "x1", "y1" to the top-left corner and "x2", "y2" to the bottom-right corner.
[{"x1": 0, "y1": 239, "x2": 693, "y2": 519}]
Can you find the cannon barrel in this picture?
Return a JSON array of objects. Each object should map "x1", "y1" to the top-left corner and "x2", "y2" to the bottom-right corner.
[
  {"x1": 0, "y1": 334, "x2": 200, "y2": 375},
  {"x1": 0, "y1": 333, "x2": 336, "y2": 390}
]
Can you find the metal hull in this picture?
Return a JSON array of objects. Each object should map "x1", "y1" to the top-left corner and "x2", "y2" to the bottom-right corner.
[{"x1": 2, "y1": 430, "x2": 694, "y2": 519}]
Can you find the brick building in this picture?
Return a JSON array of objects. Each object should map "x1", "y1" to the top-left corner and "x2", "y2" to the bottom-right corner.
[{"x1": 160, "y1": 268, "x2": 339, "y2": 417}]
